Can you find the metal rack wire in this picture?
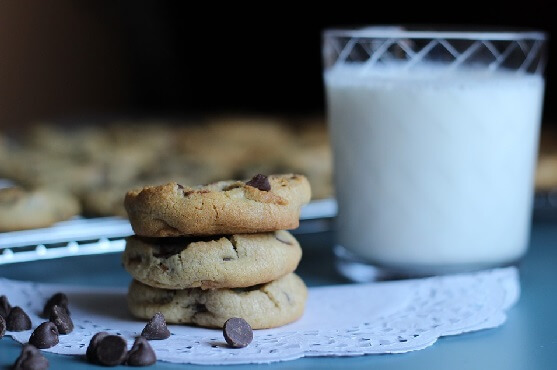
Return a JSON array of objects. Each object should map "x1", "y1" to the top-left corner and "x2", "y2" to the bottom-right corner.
[{"x1": 0, "y1": 199, "x2": 337, "y2": 265}]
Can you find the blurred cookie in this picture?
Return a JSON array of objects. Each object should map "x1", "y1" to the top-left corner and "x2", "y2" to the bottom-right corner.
[
  {"x1": 177, "y1": 116, "x2": 294, "y2": 170},
  {"x1": 24, "y1": 122, "x2": 106, "y2": 157},
  {"x1": 0, "y1": 187, "x2": 80, "y2": 231},
  {"x1": 124, "y1": 174, "x2": 311, "y2": 237},
  {"x1": 536, "y1": 128, "x2": 557, "y2": 190},
  {"x1": 536, "y1": 154, "x2": 557, "y2": 190},
  {"x1": 1, "y1": 149, "x2": 104, "y2": 196},
  {"x1": 81, "y1": 185, "x2": 130, "y2": 218},
  {"x1": 283, "y1": 143, "x2": 333, "y2": 200},
  {"x1": 127, "y1": 272, "x2": 307, "y2": 329},
  {"x1": 122, "y1": 230, "x2": 302, "y2": 289}
]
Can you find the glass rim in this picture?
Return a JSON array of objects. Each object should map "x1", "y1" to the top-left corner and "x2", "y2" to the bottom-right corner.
[{"x1": 323, "y1": 26, "x2": 547, "y2": 41}]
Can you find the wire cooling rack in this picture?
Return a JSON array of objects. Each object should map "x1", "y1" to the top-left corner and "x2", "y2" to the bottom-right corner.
[
  {"x1": 0, "y1": 199, "x2": 337, "y2": 265},
  {"x1": 2, "y1": 191, "x2": 555, "y2": 265}
]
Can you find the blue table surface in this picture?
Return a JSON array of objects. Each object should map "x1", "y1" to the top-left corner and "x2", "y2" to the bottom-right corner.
[{"x1": 1, "y1": 215, "x2": 556, "y2": 369}]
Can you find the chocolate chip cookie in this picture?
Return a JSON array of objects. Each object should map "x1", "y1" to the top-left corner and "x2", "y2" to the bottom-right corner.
[
  {"x1": 122, "y1": 230, "x2": 302, "y2": 289},
  {"x1": 124, "y1": 174, "x2": 311, "y2": 237},
  {"x1": 127, "y1": 273, "x2": 307, "y2": 329}
]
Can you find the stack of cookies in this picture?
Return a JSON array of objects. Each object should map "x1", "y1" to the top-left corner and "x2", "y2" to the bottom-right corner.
[{"x1": 122, "y1": 174, "x2": 311, "y2": 329}]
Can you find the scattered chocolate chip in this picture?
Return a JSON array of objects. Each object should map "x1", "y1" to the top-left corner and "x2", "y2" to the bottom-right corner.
[
  {"x1": 245, "y1": 174, "x2": 271, "y2": 191},
  {"x1": 42, "y1": 292, "x2": 70, "y2": 318},
  {"x1": 96, "y1": 335, "x2": 128, "y2": 366},
  {"x1": 127, "y1": 336, "x2": 157, "y2": 366},
  {"x1": 29, "y1": 322, "x2": 59, "y2": 349},
  {"x1": 86, "y1": 331, "x2": 109, "y2": 364},
  {"x1": 0, "y1": 295, "x2": 11, "y2": 319},
  {"x1": 141, "y1": 312, "x2": 170, "y2": 340},
  {"x1": 6, "y1": 306, "x2": 32, "y2": 331},
  {"x1": 0, "y1": 315, "x2": 5, "y2": 339},
  {"x1": 12, "y1": 343, "x2": 49, "y2": 370},
  {"x1": 223, "y1": 317, "x2": 253, "y2": 348},
  {"x1": 49, "y1": 305, "x2": 73, "y2": 334},
  {"x1": 177, "y1": 184, "x2": 184, "y2": 190}
]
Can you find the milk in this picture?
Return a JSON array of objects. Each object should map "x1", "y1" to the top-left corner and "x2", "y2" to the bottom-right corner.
[{"x1": 325, "y1": 65, "x2": 545, "y2": 271}]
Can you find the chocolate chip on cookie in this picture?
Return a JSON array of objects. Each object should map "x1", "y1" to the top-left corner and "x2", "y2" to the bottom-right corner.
[
  {"x1": 245, "y1": 174, "x2": 271, "y2": 191},
  {"x1": 12, "y1": 343, "x2": 49, "y2": 370},
  {"x1": 223, "y1": 317, "x2": 253, "y2": 348},
  {"x1": 49, "y1": 305, "x2": 74, "y2": 334},
  {"x1": 29, "y1": 322, "x2": 59, "y2": 349},
  {"x1": 6, "y1": 306, "x2": 32, "y2": 331},
  {"x1": 127, "y1": 336, "x2": 157, "y2": 366},
  {"x1": 0, "y1": 295, "x2": 11, "y2": 319},
  {"x1": 141, "y1": 312, "x2": 171, "y2": 340}
]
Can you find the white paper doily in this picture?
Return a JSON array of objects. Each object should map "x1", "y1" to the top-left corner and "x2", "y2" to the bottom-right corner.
[{"x1": 1, "y1": 267, "x2": 519, "y2": 365}]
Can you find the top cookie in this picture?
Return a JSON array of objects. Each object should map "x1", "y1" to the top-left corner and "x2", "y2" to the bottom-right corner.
[{"x1": 124, "y1": 174, "x2": 311, "y2": 237}]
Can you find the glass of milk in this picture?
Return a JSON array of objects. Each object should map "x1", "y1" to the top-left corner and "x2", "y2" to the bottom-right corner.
[{"x1": 323, "y1": 27, "x2": 547, "y2": 281}]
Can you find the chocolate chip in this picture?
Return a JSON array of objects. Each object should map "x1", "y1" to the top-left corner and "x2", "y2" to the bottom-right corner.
[
  {"x1": 6, "y1": 306, "x2": 32, "y2": 331},
  {"x1": 245, "y1": 174, "x2": 271, "y2": 191},
  {"x1": 0, "y1": 295, "x2": 11, "y2": 319},
  {"x1": 0, "y1": 315, "x2": 5, "y2": 339},
  {"x1": 12, "y1": 343, "x2": 49, "y2": 370},
  {"x1": 96, "y1": 335, "x2": 128, "y2": 366},
  {"x1": 29, "y1": 322, "x2": 59, "y2": 349},
  {"x1": 177, "y1": 184, "x2": 184, "y2": 190},
  {"x1": 141, "y1": 312, "x2": 170, "y2": 340},
  {"x1": 127, "y1": 336, "x2": 157, "y2": 366},
  {"x1": 42, "y1": 292, "x2": 70, "y2": 318},
  {"x1": 49, "y1": 305, "x2": 73, "y2": 334},
  {"x1": 223, "y1": 317, "x2": 253, "y2": 348},
  {"x1": 86, "y1": 331, "x2": 109, "y2": 364}
]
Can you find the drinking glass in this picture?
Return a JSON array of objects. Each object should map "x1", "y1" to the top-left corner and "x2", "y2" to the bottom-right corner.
[{"x1": 322, "y1": 27, "x2": 547, "y2": 281}]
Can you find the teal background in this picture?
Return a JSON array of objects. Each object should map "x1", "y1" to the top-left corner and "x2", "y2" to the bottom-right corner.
[{"x1": 1, "y1": 218, "x2": 556, "y2": 369}]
